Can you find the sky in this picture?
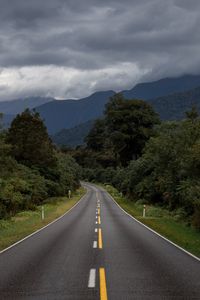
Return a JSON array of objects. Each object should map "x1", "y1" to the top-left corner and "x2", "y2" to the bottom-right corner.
[{"x1": 0, "y1": 0, "x2": 200, "y2": 101}]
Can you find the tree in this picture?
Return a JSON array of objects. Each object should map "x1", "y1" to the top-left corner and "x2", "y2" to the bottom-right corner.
[
  {"x1": 6, "y1": 109, "x2": 56, "y2": 168},
  {"x1": 104, "y1": 93, "x2": 160, "y2": 166}
]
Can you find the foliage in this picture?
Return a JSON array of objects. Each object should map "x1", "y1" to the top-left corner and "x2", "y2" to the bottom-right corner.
[
  {"x1": 79, "y1": 106, "x2": 200, "y2": 230},
  {"x1": 120, "y1": 117, "x2": 200, "y2": 229},
  {"x1": 104, "y1": 93, "x2": 160, "y2": 165},
  {"x1": 83, "y1": 94, "x2": 160, "y2": 167},
  {"x1": 0, "y1": 110, "x2": 80, "y2": 219},
  {"x1": 6, "y1": 109, "x2": 56, "y2": 168}
]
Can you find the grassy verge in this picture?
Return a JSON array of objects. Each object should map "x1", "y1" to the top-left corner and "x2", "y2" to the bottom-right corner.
[
  {"x1": 0, "y1": 187, "x2": 86, "y2": 251},
  {"x1": 104, "y1": 185, "x2": 200, "y2": 258}
]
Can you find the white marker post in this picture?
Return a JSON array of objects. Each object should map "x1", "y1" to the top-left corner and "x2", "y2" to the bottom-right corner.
[
  {"x1": 41, "y1": 206, "x2": 44, "y2": 220},
  {"x1": 143, "y1": 205, "x2": 146, "y2": 218},
  {"x1": 68, "y1": 189, "x2": 71, "y2": 199}
]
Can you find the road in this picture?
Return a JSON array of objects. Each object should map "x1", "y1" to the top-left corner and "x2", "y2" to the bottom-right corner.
[{"x1": 0, "y1": 183, "x2": 200, "y2": 299}]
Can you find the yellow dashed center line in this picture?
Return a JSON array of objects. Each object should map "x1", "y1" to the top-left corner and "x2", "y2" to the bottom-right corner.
[
  {"x1": 98, "y1": 228, "x2": 103, "y2": 249},
  {"x1": 99, "y1": 268, "x2": 108, "y2": 300}
]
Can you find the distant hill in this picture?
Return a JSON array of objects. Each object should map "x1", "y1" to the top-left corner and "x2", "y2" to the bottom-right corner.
[
  {"x1": 35, "y1": 74, "x2": 200, "y2": 135},
  {"x1": 123, "y1": 74, "x2": 200, "y2": 100},
  {"x1": 149, "y1": 86, "x2": 200, "y2": 120},
  {"x1": 2, "y1": 74, "x2": 200, "y2": 137},
  {"x1": 52, "y1": 86, "x2": 200, "y2": 146},
  {"x1": 0, "y1": 97, "x2": 54, "y2": 115},
  {"x1": 52, "y1": 120, "x2": 95, "y2": 147},
  {"x1": 35, "y1": 91, "x2": 115, "y2": 134}
]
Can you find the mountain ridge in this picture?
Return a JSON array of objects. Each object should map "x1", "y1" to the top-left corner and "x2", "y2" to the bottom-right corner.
[
  {"x1": 2, "y1": 74, "x2": 200, "y2": 135},
  {"x1": 0, "y1": 97, "x2": 54, "y2": 115},
  {"x1": 35, "y1": 90, "x2": 115, "y2": 134},
  {"x1": 123, "y1": 74, "x2": 200, "y2": 99},
  {"x1": 52, "y1": 85, "x2": 200, "y2": 146}
]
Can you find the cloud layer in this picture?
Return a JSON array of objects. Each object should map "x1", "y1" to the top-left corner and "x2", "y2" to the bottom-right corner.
[{"x1": 0, "y1": 0, "x2": 200, "y2": 100}]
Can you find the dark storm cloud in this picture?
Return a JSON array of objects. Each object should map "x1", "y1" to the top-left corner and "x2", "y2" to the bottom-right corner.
[{"x1": 0, "y1": 0, "x2": 200, "y2": 100}]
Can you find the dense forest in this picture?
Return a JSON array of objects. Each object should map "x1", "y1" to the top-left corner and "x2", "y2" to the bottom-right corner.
[
  {"x1": 1, "y1": 93, "x2": 200, "y2": 231},
  {"x1": 69, "y1": 94, "x2": 200, "y2": 230},
  {"x1": 0, "y1": 110, "x2": 80, "y2": 219}
]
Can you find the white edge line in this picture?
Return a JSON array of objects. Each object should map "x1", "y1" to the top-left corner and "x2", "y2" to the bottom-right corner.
[
  {"x1": 95, "y1": 228, "x2": 98, "y2": 233},
  {"x1": 93, "y1": 241, "x2": 97, "y2": 248},
  {"x1": 0, "y1": 189, "x2": 89, "y2": 255},
  {"x1": 88, "y1": 268, "x2": 96, "y2": 288},
  {"x1": 107, "y1": 190, "x2": 200, "y2": 262}
]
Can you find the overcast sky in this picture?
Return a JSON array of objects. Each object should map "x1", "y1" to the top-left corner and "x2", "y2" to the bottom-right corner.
[{"x1": 0, "y1": 0, "x2": 200, "y2": 101}]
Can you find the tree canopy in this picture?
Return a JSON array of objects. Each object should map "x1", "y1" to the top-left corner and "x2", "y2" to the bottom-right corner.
[
  {"x1": 6, "y1": 109, "x2": 56, "y2": 168},
  {"x1": 85, "y1": 93, "x2": 160, "y2": 166},
  {"x1": 0, "y1": 109, "x2": 80, "y2": 219}
]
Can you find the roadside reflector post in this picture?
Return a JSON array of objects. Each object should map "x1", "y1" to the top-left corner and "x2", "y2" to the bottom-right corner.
[
  {"x1": 143, "y1": 205, "x2": 146, "y2": 218},
  {"x1": 68, "y1": 189, "x2": 71, "y2": 199},
  {"x1": 41, "y1": 206, "x2": 44, "y2": 220}
]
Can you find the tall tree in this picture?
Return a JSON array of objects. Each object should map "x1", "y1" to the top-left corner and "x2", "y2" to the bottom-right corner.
[
  {"x1": 7, "y1": 109, "x2": 56, "y2": 168},
  {"x1": 104, "y1": 93, "x2": 160, "y2": 165}
]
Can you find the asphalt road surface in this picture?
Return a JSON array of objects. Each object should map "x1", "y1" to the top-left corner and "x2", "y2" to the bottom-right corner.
[{"x1": 0, "y1": 183, "x2": 200, "y2": 299}]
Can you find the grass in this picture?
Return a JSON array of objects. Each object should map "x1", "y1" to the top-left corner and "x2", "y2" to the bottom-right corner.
[
  {"x1": 104, "y1": 184, "x2": 200, "y2": 258},
  {"x1": 0, "y1": 187, "x2": 86, "y2": 251}
]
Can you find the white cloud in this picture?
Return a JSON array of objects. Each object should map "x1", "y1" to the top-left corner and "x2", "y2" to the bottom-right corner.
[{"x1": 0, "y1": 63, "x2": 149, "y2": 100}]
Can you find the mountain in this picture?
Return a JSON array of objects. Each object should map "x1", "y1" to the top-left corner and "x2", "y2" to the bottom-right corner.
[
  {"x1": 123, "y1": 74, "x2": 200, "y2": 100},
  {"x1": 149, "y1": 86, "x2": 200, "y2": 120},
  {"x1": 0, "y1": 97, "x2": 54, "y2": 115},
  {"x1": 52, "y1": 86, "x2": 200, "y2": 147},
  {"x1": 2, "y1": 74, "x2": 200, "y2": 136},
  {"x1": 52, "y1": 120, "x2": 95, "y2": 147},
  {"x1": 35, "y1": 91, "x2": 115, "y2": 134}
]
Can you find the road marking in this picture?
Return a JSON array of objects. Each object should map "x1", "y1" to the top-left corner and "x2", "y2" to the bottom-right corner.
[
  {"x1": 93, "y1": 241, "x2": 97, "y2": 248},
  {"x1": 98, "y1": 208, "x2": 100, "y2": 215},
  {"x1": 96, "y1": 216, "x2": 98, "y2": 219},
  {"x1": 98, "y1": 216, "x2": 101, "y2": 224},
  {"x1": 88, "y1": 269, "x2": 96, "y2": 288},
  {"x1": 95, "y1": 228, "x2": 98, "y2": 233},
  {"x1": 0, "y1": 188, "x2": 89, "y2": 255},
  {"x1": 95, "y1": 221, "x2": 98, "y2": 224},
  {"x1": 99, "y1": 268, "x2": 108, "y2": 300},
  {"x1": 98, "y1": 228, "x2": 103, "y2": 249}
]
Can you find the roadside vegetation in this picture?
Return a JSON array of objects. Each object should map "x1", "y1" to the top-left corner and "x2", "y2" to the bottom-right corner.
[
  {"x1": 69, "y1": 94, "x2": 200, "y2": 235},
  {"x1": 0, "y1": 187, "x2": 85, "y2": 251},
  {"x1": 0, "y1": 110, "x2": 80, "y2": 220}
]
